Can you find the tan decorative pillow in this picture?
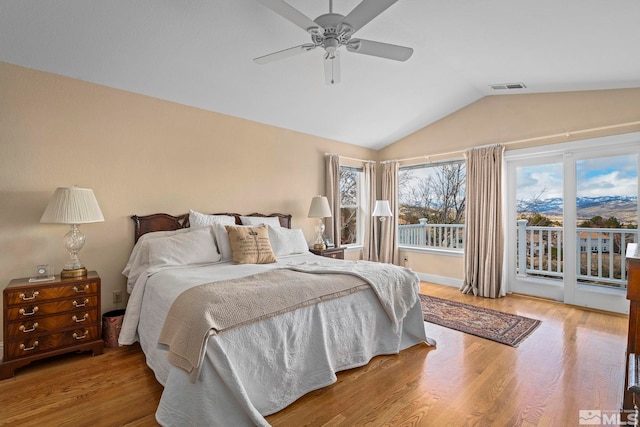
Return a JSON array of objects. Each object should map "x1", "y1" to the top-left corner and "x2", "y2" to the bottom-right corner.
[{"x1": 225, "y1": 225, "x2": 277, "y2": 264}]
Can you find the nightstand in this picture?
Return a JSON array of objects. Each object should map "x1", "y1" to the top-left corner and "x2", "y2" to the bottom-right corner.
[
  {"x1": 1, "y1": 271, "x2": 103, "y2": 379},
  {"x1": 309, "y1": 247, "x2": 345, "y2": 260}
]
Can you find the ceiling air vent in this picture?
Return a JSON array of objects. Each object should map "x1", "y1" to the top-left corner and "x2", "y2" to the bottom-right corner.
[{"x1": 490, "y1": 82, "x2": 527, "y2": 90}]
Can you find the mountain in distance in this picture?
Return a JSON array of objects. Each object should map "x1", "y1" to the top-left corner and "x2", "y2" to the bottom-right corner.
[{"x1": 517, "y1": 195, "x2": 638, "y2": 224}]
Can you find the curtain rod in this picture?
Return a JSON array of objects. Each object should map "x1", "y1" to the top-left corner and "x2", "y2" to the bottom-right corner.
[
  {"x1": 325, "y1": 153, "x2": 375, "y2": 163},
  {"x1": 382, "y1": 120, "x2": 640, "y2": 164}
]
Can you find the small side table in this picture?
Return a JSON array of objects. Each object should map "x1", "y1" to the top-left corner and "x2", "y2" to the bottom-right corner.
[{"x1": 309, "y1": 247, "x2": 344, "y2": 260}]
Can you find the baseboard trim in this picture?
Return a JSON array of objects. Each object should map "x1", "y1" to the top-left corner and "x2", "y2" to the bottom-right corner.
[{"x1": 416, "y1": 273, "x2": 463, "y2": 288}]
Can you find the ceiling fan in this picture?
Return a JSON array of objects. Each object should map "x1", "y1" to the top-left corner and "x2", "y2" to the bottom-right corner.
[{"x1": 254, "y1": 0, "x2": 413, "y2": 85}]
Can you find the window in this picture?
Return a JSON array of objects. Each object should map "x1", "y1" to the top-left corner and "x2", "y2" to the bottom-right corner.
[
  {"x1": 339, "y1": 165, "x2": 364, "y2": 246},
  {"x1": 398, "y1": 160, "x2": 466, "y2": 250}
]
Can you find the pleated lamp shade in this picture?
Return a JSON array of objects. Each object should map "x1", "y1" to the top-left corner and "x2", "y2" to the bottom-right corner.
[
  {"x1": 41, "y1": 187, "x2": 104, "y2": 224},
  {"x1": 308, "y1": 196, "x2": 332, "y2": 218}
]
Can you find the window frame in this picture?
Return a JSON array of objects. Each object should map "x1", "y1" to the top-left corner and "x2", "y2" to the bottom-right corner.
[
  {"x1": 397, "y1": 158, "x2": 466, "y2": 254},
  {"x1": 339, "y1": 165, "x2": 365, "y2": 247}
]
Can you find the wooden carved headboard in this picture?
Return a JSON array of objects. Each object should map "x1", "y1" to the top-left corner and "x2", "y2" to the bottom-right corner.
[{"x1": 131, "y1": 212, "x2": 292, "y2": 242}]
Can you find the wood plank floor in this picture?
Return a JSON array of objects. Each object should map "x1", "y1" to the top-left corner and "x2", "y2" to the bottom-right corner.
[{"x1": 0, "y1": 283, "x2": 628, "y2": 426}]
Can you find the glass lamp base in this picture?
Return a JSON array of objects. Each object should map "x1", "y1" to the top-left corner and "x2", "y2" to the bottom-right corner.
[
  {"x1": 61, "y1": 224, "x2": 88, "y2": 278},
  {"x1": 314, "y1": 219, "x2": 326, "y2": 250},
  {"x1": 61, "y1": 267, "x2": 87, "y2": 279}
]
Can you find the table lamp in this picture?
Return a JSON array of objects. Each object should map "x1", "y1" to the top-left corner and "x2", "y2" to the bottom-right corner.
[
  {"x1": 372, "y1": 200, "x2": 392, "y2": 221},
  {"x1": 40, "y1": 186, "x2": 104, "y2": 278},
  {"x1": 308, "y1": 195, "x2": 332, "y2": 250}
]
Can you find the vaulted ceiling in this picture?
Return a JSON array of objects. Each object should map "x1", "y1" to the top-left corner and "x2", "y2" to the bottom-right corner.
[{"x1": 1, "y1": 1, "x2": 639, "y2": 150}]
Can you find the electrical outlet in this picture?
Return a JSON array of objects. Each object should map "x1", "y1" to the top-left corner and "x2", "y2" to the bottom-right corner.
[
  {"x1": 113, "y1": 290, "x2": 122, "y2": 304},
  {"x1": 402, "y1": 255, "x2": 409, "y2": 267}
]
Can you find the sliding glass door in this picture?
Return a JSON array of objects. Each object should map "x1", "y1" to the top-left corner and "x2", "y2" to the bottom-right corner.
[
  {"x1": 507, "y1": 155, "x2": 565, "y2": 301},
  {"x1": 505, "y1": 133, "x2": 639, "y2": 314}
]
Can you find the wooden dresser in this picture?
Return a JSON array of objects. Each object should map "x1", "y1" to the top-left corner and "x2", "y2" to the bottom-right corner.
[
  {"x1": 623, "y1": 243, "x2": 640, "y2": 414},
  {"x1": 1, "y1": 271, "x2": 103, "y2": 379}
]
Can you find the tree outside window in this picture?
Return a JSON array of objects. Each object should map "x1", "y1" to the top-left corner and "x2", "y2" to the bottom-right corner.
[
  {"x1": 398, "y1": 161, "x2": 466, "y2": 249},
  {"x1": 340, "y1": 166, "x2": 362, "y2": 245}
]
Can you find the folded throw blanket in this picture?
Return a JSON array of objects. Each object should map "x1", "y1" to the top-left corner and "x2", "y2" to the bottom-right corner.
[{"x1": 284, "y1": 260, "x2": 420, "y2": 331}]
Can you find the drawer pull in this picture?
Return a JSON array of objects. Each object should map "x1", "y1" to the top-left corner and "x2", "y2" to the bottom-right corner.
[
  {"x1": 19, "y1": 306, "x2": 39, "y2": 316},
  {"x1": 330, "y1": 254, "x2": 337, "y2": 258},
  {"x1": 73, "y1": 284, "x2": 90, "y2": 293},
  {"x1": 73, "y1": 299, "x2": 89, "y2": 308},
  {"x1": 72, "y1": 313, "x2": 89, "y2": 323},
  {"x1": 19, "y1": 291, "x2": 39, "y2": 301},
  {"x1": 19, "y1": 322, "x2": 39, "y2": 333},
  {"x1": 19, "y1": 341, "x2": 39, "y2": 352},
  {"x1": 73, "y1": 330, "x2": 89, "y2": 340}
]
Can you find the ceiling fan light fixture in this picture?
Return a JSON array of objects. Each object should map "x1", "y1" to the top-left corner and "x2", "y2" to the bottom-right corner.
[
  {"x1": 324, "y1": 37, "x2": 339, "y2": 51},
  {"x1": 254, "y1": 0, "x2": 412, "y2": 84}
]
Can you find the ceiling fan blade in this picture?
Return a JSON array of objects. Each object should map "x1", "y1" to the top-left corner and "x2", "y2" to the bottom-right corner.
[
  {"x1": 254, "y1": 44, "x2": 316, "y2": 64},
  {"x1": 339, "y1": 0, "x2": 398, "y2": 34},
  {"x1": 346, "y1": 39, "x2": 413, "y2": 61},
  {"x1": 255, "y1": 0, "x2": 323, "y2": 35},
  {"x1": 324, "y1": 51, "x2": 341, "y2": 85}
]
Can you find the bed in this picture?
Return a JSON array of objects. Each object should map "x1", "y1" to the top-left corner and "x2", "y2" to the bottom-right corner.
[{"x1": 118, "y1": 211, "x2": 434, "y2": 426}]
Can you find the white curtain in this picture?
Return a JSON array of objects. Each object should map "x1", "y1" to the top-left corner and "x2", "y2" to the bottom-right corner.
[
  {"x1": 461, "y1": 145, "x2": 505, "y2": 298},
  {"x1": 325, "y1": 154, "x2": 340, "y2": 247},
  {"x1": 380, "y1": 161, "x2": 399, "y2": 264},
  {"x1": 362, "y1": 162, "x2": 378, "y2": 261}
]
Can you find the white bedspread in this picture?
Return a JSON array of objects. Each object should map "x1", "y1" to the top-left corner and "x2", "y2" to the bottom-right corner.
[{"x1": 119, "y1": 253, "x2": 433, "y2": 426}]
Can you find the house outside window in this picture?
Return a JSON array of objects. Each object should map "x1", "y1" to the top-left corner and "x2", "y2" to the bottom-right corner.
[
  {"x1": 398, "y1": 160, "x2": 466, "y2": 251},
  {"x1": 339, "y1": 165, "x2": 364, "y2": 246}
]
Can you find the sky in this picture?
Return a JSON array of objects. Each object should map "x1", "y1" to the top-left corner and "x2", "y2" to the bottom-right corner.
[{"x1": 516, "y1": 154, "x2": 638, "y2": 201}]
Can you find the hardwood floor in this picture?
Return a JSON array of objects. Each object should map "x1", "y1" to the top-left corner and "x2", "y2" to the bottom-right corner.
[{"x1": 0, "y1": 283, "x2": 628, "y2": 426}]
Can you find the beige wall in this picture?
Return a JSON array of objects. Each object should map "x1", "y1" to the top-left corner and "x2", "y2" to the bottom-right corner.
[
  {"x1": 381, "y1": 88, "x2": 640, "y2": 283},
  {"x1": 380, "y1": 89, "x2": 640, "y2": 162},
  {"x1": 0, "y1": 61, "x2": 376, "y2": 334}
]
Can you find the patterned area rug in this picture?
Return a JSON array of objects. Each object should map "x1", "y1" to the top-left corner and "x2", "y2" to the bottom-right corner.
[{"x1": 419, "y1": 294, "x2": 541, "y2": 347}]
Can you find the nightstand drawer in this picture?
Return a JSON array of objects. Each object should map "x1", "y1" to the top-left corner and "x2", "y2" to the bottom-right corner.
[
  {"x1": 5, "y1": 326, "x2": 100, "y2": 360},
  {"x1": 324, "y1": 251, "x2": 343, "y2": 259},
  {"x1": 6, "y1": 296, "x2": 99, "y2": 321},
  {"x1": 5, "y1": 281, "x2": 99, "y2": 305},
  {"x1": 6, "y1": 309, "x2": 99, "y2": 340},
  {"x1": 309, "y1": 247, "x2": 345, "y2": 259}
]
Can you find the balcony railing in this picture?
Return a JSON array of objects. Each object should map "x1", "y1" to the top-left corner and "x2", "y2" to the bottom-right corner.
[
  {"x1": 516, "y1": 221, "x2": 564, "y2": 279},
  {"x1": 399, "y1": 220, "x2": 638, "y2": 289},
  {"x1": 398, "y1": 221, "x2": 465, "y2": 250},
  {"x1": 516, "y1": 220, "x2": 638, "y2": 289}
]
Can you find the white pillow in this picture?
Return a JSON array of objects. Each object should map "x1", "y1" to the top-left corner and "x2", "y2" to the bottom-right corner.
[
  {"x1": 147, "y1": 226, "x2": 221, "y2": 271},
  {"x1": 123, "y1": 228, "x2": 191, "y2": 293},
  {"x1": 240, "y1": 215, "x2": 282, "y2": 228},
  {"x1": 212, "y1": 222, "x2": 233, "y2": 262},
  {"x1": 189, "y1": 209, "x2": 236, "y2": 227},
  {"x1": 268, "y1": 226, "x2": 309, "y2": 256}
]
